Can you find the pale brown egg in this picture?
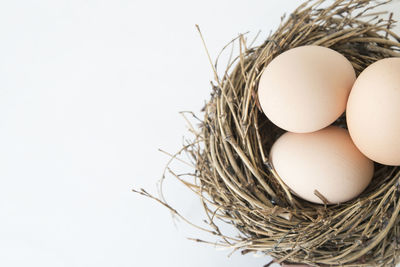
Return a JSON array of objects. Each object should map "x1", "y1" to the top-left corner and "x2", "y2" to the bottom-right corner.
[
  {"x1": 347, "y1": 58, "x2": 400, "y2": 166},
  {"x1": 258, "y1": 45, "x2": 356, "y2": 133},
  {"x1": 270, "y1": 126, "x2": 374, "y2": 204}
]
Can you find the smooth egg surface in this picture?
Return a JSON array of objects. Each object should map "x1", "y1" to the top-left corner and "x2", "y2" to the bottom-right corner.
[
  {"x1": 258, "y1": 45, "x2": 356, "y2": 133},
  {"x1": 270, "y1": 126, "x2": 374, "y2": 204},
  {"x1": 347, "y1": 57, "x2": 400, "y2": 166}
]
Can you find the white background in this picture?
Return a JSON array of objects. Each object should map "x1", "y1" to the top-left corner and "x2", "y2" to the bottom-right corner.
[{"x1": 1, "y1": 1, "x2": 399, "y2": 267}]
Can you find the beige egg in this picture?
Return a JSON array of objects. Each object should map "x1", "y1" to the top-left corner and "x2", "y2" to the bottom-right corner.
[
  {"x1": 347, "y1": 58, "x2": 400, "y2": 166},
  {"x1": 270, "y1": 126, "x2": 374, "y2": 204},
  {"x1": 258, "y1": 45, "x2": 356, "y2": 133}
]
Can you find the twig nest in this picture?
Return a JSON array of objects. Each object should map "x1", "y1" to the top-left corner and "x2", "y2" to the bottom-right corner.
[
  {"x1": 139, "y1": 0, "x2": 400, "y2": 266},
  {"x1": 194, "y1": 0, "x2": 400, "y2": 266}
]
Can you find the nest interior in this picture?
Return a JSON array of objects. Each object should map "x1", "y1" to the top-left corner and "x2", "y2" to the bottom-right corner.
[{"x1": 135, "y1": 0, "x2": 400, "y2": 266}]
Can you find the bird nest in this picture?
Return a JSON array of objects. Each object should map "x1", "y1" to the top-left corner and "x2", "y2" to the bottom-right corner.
[{"x1": 134, "y1": 0, "x2": 400, "y2": 266}]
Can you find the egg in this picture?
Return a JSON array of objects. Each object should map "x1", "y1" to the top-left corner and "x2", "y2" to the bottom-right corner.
[
  {"x1": 258, "y1": 45, "x2": 356, "y2": 133},
  {"x1": 347, "y1": 58, "x2": 400, "y2": 166},
  {"x1": 269, "y1": 126, "x2": 374, "y2": 204}
]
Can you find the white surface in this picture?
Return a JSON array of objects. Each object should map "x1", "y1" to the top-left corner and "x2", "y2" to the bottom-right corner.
[{"x1": 0, "y1": 1, "x2": 399, "y2": 267}]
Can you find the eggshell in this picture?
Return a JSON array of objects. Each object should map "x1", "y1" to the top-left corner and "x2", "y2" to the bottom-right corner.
[
  {"x1": 346, "y1": 58, "x2": 400, "y2": 166},
  {"x1": 258, "y1": 45, "x2": 356, "y2": 133},
  {"x1": 270, "y1": 126, "x2": 374, "y2": 204}
]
